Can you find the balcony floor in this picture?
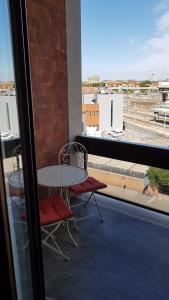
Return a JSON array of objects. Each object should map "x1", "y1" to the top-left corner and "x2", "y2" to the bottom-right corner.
[{"x1": 43, "y1": 194, "x2": 169, "y2": 300}]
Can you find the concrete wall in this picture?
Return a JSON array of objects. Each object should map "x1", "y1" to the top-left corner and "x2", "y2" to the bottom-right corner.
[
  {"x1": 0, "y1": 96, "x2": 19, "y2": 136},
  {"x1": 89, "y1": 167, "x2": 158, "y2": 196},
  {"x1": 89, "y1": 167, "x2": 144, "y2": 191},
  {"x1": 65, "y1": 0, "x2": 82, "y2": 140}
]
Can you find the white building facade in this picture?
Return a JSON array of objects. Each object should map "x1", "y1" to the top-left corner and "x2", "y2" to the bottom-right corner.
[
  {"x1": 82, "y1": 93, "x2": 124, "y2": 133},
  {"x1": 98, "y1": 94, "x2": 123, "y2": 132},
  {"x1": 0, "y1": 95, "x2": 19, "y2": 137}
]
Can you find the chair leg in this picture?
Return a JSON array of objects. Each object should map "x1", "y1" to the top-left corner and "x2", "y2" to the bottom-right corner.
[
  {"x1": 42, "y1": 226, "x2": 71, "y2": 261},
  {"x1": 22, "y1": 226, "x2": 70, "y2": 260},
  {"x1": 43, "y1": 224, "x2": 61, "y2": 242},
  {"x1": 92, "y1": 193, "x2": 104, "y2": 223},
  {"x1": 84, "y1": 192, "x2": 93, "y2": 207},
  {"x1": 65, "y1": 190, "x2": 79, "y2": 230},
  {"x1": 42, "y1": 240, "x2": 70, "y2": 261},
  {"x1": 72, "y1": 217, "x2": 79, "y2": 231},
  {"x1": 66, "y1": 220, "x2": 78, "y2": 247}
]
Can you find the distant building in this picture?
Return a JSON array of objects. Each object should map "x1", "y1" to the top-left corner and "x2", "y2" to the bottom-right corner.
[
  {"x1": 0, "y1": 95, "x2": 19, "y2": 137},
  {"x1": 103, "y1": 80, "x2": 140, "y2": 88},
  {"x1": 0, "y1": 88, "x2": 16, "y2": 96},
  {"x1": 159, "y1": 81, "x2": 169, "y2": 91},
  {"x1": 0, "y1": 81, "x2": 14, "y2": 90},
  {"x1": 82, "y1": 103, "x2": 99, "y2": 131},
  {"x1": 82, "y1": 87, "x2": 98, "y2": 94},
  {"x1": 158, "y1": 81, "x2": 169, "y2": 101},
  {"x1": 87, "y1": 75, "x2": 100, "y2": 85},
  {"x1": 148, "y1": 82, "x2": 169, "y2": 122},
  {"x1": 82, "y1": 93, "x2": 124, "y2": 133}
]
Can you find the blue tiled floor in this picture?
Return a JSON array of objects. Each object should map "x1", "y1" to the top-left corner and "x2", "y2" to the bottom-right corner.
[{"x1": 44, "y1": 197, "x2": 169, "y2": 300}]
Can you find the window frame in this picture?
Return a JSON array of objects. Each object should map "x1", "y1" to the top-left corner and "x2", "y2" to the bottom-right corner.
[{"x1": 0, "y1": 1, "x2": 46, "y2": 299}]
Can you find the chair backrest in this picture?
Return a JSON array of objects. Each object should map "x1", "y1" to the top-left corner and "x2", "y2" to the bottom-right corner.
[
  {"x1": 58, "y1": 142, "x2": 88, "y2": 170},
  {"x1": 12, "y1": 145, "x2": 22, "y2": 171}
]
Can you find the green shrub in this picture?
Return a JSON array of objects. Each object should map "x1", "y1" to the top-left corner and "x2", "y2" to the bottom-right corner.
[
  {"x1": 139, "y1": 80, "x2": 151, "y2": 87},
  {"x1": 147, "y1": 167, "x2": 169, "y2": 194}
]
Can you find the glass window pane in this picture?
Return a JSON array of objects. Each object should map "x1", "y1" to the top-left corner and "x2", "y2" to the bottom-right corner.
[
  {"x1": 81, "y1": 1, "x2": 169, "y2": 149},
  {"x1": 0, "y1": 1, "x2": 33, "y2": 299},
  {"x1": 88, "y1": 154, "x2": 169, "y2": 214}
]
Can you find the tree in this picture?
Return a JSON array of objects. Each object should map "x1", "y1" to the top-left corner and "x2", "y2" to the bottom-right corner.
[
  {"x1": 82, "y1": 82, "x2": 105, "y2": 87},
  {"x1": 139, "y1": 80, "x2": 151, "y2": 87},
  {"x1": 127, "y1": 89, "x2": 134, "y2": 94},
  {"x1": 147, "y1": 167, "x2": 169, "y2": 194}
]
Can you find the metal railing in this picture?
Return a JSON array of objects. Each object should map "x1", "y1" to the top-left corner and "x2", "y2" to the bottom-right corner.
[{"x1": 76, "y1": 135, "x2": 169, "y2": 169}]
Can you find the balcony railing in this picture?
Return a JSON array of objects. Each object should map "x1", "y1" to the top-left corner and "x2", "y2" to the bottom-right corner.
[
  {"x1": 76, "y1": 135, "x2": 169, "y2": 169},
  {"x1": 76, "y1": 135, "x2": 169, "y2": 215},
  {"x1": 3, "y1": 135, "x2": 169, "y2": 215}
]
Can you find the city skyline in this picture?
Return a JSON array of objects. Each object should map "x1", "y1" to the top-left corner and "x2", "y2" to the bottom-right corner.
[{"x1": 81, "y1": 0, "x2": 169, "y2": 81}]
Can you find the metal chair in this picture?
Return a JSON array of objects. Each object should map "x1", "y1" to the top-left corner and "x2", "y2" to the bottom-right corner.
[
  {"x1": 8, "y1": 145, "x2": 25, "y2": 207},
  {"x1": 22, "y1": 196, "x2": 77, "y2": 261},
  {"x1": 59, "y1": 142, "x2": 88, "y2": 170},
  {"x1": 11, "y1": 145, "x2": 22, "y2": 171},
  {"x1": 59, "y1": 142, "x2": 107, "y2": 222}
]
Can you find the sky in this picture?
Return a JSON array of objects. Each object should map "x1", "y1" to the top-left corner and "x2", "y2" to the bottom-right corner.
[
  {"x1": 0, "y1": 0, "x2": 14, "y2": 82},
  {"x1": 81, "y1": 0, "x2": 169, "y2": 81},
  {"x1": 1, "y1": 1, "x2": 169, "y2": 82}
]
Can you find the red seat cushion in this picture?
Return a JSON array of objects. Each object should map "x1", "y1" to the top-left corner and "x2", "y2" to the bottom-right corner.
[
  {"x1": 69, "y1": 177, "x2": 107, "y2": 193},
  {"x1": 22, "y1": 196, "x2": 74, "y2": 226}
]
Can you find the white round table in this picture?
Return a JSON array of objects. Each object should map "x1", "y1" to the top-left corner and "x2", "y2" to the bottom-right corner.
[
  {"x1": 37, "y1": 165, "x2": 88, "y2": 188},
  {"x1": 8, "y1": 165, "x2": 88, "y2": 190}
]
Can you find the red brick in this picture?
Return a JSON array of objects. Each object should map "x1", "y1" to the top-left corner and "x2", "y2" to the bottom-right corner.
[{"x1": 27, "y1": 0, "x2": 69, "y2": 169}]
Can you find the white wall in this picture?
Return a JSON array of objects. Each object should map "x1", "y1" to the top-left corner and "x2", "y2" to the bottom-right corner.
[
  {"x1": 0, "y1": 96, "x2": 19, "y2": 136},
  {"x1": 66, "y1": 0, "x2": 82, "y2": 140},
  {"x1": 83, "y1": 93, "x2": 124, "y2": 132},
  {"x1": 82, "y1": 93, "x2": 96, "y2": 104}
]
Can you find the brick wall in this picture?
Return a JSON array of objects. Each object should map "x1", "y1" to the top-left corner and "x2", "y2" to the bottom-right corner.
[
  {"x1": 82, "y1": 104, "x2": 99, "y2": 127},
  {"x1": 26, "y1": 0, "x2": 69, "y2": 168}
]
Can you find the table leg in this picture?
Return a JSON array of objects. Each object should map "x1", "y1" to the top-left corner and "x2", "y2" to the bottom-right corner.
[
  {"x1": 60, "y1": 186, "x2": 63, "y2": 198},
  {"x1": 48, "y1": 187, "x2": 52, "y2": 198},
  {"x1": 65, "y1": 188, "x2": 79, "y2": 231},
  {"x1": 65, "y1": 188, "x2": 70, "y2": 208}
]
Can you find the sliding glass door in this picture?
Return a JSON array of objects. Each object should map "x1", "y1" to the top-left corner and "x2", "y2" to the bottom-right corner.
[{"x1": 0, "y1": 1, "x2": 45, "y2": 299}]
